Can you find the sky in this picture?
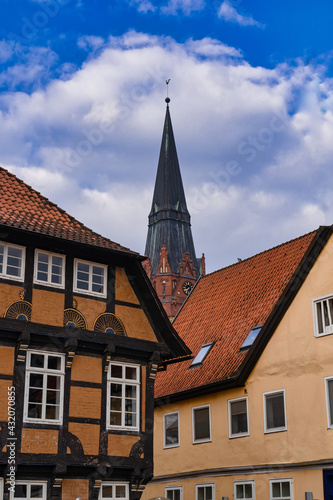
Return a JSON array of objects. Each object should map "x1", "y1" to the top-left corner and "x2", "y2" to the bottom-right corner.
[{"x1": 1, "y1": 0, "x2": 333, "y2": 273}]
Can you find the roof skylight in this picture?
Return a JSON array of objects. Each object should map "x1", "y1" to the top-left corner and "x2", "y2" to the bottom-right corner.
[
  {"x1": 190, "y1": 342, "x2": 214, "y2": 368},
  {"x1": 240, "y1": 325, "x2": 263, "y2": 350}
]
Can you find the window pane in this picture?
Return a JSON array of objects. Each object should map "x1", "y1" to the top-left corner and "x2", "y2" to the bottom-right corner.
[
  {"x1": 266, "y1": 393, "x2": 285, "y2": 429},
  {"x1": 236, "y1": 485, "x2": 243, "y2": 499},
  {"x1": 197, "y1": 487, "x2": 205, "y2": 500},
  {"x1": 316, "y1": 302, "x2": 324, "y2": 334},
  {"x1": 231, "y1": 400, "x2": 247, "y2": 434},
  {"x1": 110, "y1": 412, "x2": 122, "y2": 426},
  {"x1": 166, "y1": 491, "x2": 173, "y2": 500},
  {"x1": 244, "y1": 484, "x2": 252, "y2": 498},
  {"x1": 30, "y1": 353, "x2": 44, "y2": 368},
  {"x1": 116, "y1": 485, "x2": 126, "y2": 498},
  {"x1": 45, "y1": 405, "x2": 59, "y2": 420},
  {"x1": 125, "y1": 385, "x2": 137, "y2": 398},
  {"x1": 194, "y1": 407, "x2": 210, "y2": 440},
  {"x1": 14, "y1": 484, "x2": 27, "y2": 497},
  {"x1": 102, "y1": 485, "x2": 113, "y2": 498},
  {"x1": 46, "y1": 390, "x2": 60, "y2": 405},
  {"x1": 272, "y1": 483, "x2": 280, "y2": 498},
  {"x1": 125, "y1": 366, "x2": 137, "y2": 380},
  {"x1": 165, "y1": 413, "x2": 179, "y2": 446},
  {"x1": 111, "y1": 365, "x2": 123, "y2": 378},
  {"x1": 29, "y1": 373, "x2": 43, "y2": 388},
  {"x1": 125, "y1": 412, "x2": 136, "y2": 427},
  {"x1": 329, "y1": 380, "x2": 333, "y2": 426},
  {"x1": 28, "y1": 403, "x2": 42, "y2": 419},
  {"x1": 206, "y1": 487, "x2": 212, "y2": 500},
  {"x1": 111, "y1": 398, "x2": 122, "y2": 411},
  {"x1": 48, "y1": 356, "x2": 62, "y2": 371},
  {"x1": 111, "y1": 384, "x2": 122, "y2": 397},
  {"x1": 31, "y1": 485, "x2": 44, "y2": 497},
  {"x1": 281, "y1": 482, "x2": 290, "y2": 496}
]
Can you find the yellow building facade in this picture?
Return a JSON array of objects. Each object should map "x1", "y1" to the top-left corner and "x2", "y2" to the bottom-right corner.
[{"x1": 144, "y1": 227, "x2": 333, "y2": 500}]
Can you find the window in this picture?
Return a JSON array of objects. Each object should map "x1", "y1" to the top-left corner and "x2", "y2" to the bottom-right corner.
[
  {"x1": 34, "y1": 250, "x2": 65, "y2": 288},
  {"x1": 264, "y1": 390, "x2": 287, "y2": 433},
  {"x1": 190, "y1": 342, "x2": 214, "y2": 368},
  {"x1": 196, "y1": 483, "x2": 214, "y2": 500},
  {"x1": 164, "y1": 411, "x2": 180, "y2": 448},
  {"x1": 107, "y1": 362, "x2": 140, "y2": 431},
  {"x1": 269, "y1": 479, "x2": 293, "y2": 500},
  {"x1": 325, "y1": 377, "x2": 333, "y2": 429},
  {"x1": 234, "y1": 481, "x2": 255, "y2": 499},
  {"x1": 24, "y1": 351, "x2": 65, "y2": 424},
  {"x1": 313, "y1": 294, "x2": 333, "y2": 336},
  {"x1": 0, "y1": 478, "x2": 3, "y2": 500},
  {"x1": 0, "y1": 242, "x2": 25, "y2": 281},
  {"x1": 74, "y1": 258, "x2": 107, "y2": 297},
  {"x1": 229, "y1": 397, "x2": 249, "y2": 438},
  {"x1": 240, "y1": 325, "x2": 262, "y2": 350},
  {"x1": 166, "y1": 487, "x2": 183, "y2": 500},
  {"x1": 99, "y1": 483, "x2": 129, "y2": 500},
  {"x1": 9, "y1": 481, "x2": 47, "y2": 499},
  {"x1": 193, "y1": 405, "x2": 211, "y2": 443}
]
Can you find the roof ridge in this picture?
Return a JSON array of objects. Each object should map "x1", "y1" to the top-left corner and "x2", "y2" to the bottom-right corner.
[{"x1": 203, "y1": 228, "x2": 323, "y2": 279}]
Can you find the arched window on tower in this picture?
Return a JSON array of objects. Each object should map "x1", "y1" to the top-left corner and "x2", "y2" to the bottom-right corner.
[{"x1": 162, "y1": 281, "x2": 166, "y2": 296}]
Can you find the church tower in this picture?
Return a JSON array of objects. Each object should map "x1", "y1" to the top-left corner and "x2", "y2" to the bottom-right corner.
[{"x1": 143, "y1": 96, "x2": 205, "y2": 320}]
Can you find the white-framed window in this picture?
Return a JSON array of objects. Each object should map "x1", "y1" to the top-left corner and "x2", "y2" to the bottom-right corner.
[
  {"x1": 313, "y1": 294, "x2": 333, "y2": 336},
  {"x1": 264, "y1": 390, "x2": 287, "y2": 433},
  {"x1": 99, "y1": 482, "x2": 129, "y2": 500},
  {"x1": 269, "y1": 479, "x2": 293, "y2": 500},
  {"x1": 0, "y1": 478, "x2": 3, "y2": 500},
  {"x1": 228, "y1": 397, "x2": 249, "y2": 438},
  {"x1": 23, "y1": 350, "x2": 65, "y2": 424},
  {"x1": 196, "y1": 483, "x2": 214, "y2": 500},
  {"x1": 325, "y1": 377, "x2": 333, "y2": 429},
  {"x1": 192, "y1": 405, "x2": 211, "y2": 443},
  {"x1": 164, "y1": 411, "x2": 180, "y2": 448},
  {"x1": 34, "y1": 250, "x2": 65, "y2": 288},
  {"x1": 0, "y1": 242, "x2": 25, "y2": 282},
  {"x1": 165, "y1": 486, "x2": 183, "y2": 500},
  {"x1": 107, "y1": 362, "x2": 140, "y2": 431},
  {"x1": 73, "y1": 258, "x2": 107, "y2": 298},
  {"x1": 234, "y1": 480, "x2": 255, "y2": 499},
  {"x1": 9, "y1": 481, "x2": 47, "y2": 499}
]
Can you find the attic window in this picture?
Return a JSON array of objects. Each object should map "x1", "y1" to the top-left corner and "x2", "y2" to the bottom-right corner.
[
  {"x1": 240, "y1": 325, "x2": 262, "y2": 351},
  {"x1": 190, "y1": 342, "x2": 214, "y2": 368}
]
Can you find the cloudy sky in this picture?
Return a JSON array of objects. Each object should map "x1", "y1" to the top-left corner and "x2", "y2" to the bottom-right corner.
[{"x1": 1, "y1": 0, "x2": 333, "y2": 273}]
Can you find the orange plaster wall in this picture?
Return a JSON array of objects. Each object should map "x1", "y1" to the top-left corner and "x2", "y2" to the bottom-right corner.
[
  {"x1": 68, "y1": 422, "x2": 100, "y2": 455},
  {"x1": 71, "y1": 355, "x2": 102, "y2": 384},
  {"x1": 0, "y1": 379, "x2": 12, "y2": 420},
  {"x1": 0, "y1": 283, "x2": 24, "y2": 317},
  {"x1": 115, "y1": 267, "x2": 140, "y2": 304},
  {"x1": 0, "y1": 346, "x2": 15, "y2": 375},
  {"x1": 69, "y1": 386, "x2": 101, "y2": 419},
  {"x1": 73, "y1": 295, "x2": 106, "y2": 330},
  {"x1": 31, "y1": 288, "x2": 64, "y2": 326},
  {"x1": 108, "y1": 434, "x2": 140, "y2": 456},
  {"x1": 115, "y1": 305, "x2": 157, "y2": 342},
  {"x1": 21, "y1": 428, "x2": 58, "y2": 454},
  {"x1": 62, "y1": 479, "x2": 89, "y2": 500}
]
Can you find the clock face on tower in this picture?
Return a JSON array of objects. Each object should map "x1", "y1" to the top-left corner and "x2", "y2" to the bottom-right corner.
[{"x1": 183, "y1": 281, "x2": 194, "y2": 296}]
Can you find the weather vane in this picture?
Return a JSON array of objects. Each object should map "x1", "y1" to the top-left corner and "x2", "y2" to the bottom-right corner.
[{"x1": 165, "y1": 79, "x2": 171, "y2": 104}]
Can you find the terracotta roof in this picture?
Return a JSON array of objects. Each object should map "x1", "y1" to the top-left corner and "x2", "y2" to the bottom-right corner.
[
  {"x1": 155, "y1": 229, "x2": 319, "y2": 399},
  {"x1": 0, "y1": 166, "x2": 136, "y2": 254}
]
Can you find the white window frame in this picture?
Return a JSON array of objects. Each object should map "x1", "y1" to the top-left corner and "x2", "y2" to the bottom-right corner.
[
  {"x1": 0, "y1": 241, "x2": 25, "y2": 282},
  {"x1": 23, "y1": 350, "x2": 65, "y2": 425},
  {"x1": 313, "y1": 293, "x2": 333, "y2": 337},
  {"x1": 165, "y1": 486, "x2": 183, "y2": 500},
  {"x1": 98, "y1": 482, "x2": 129, "y2": 500},
  {"x1": 325, "y1": 376, "x2": 333, "y2": 429},
  {"x1": 9, "y1": 481, "x2": 47, "y2": 500},
  {"x1": 192, "y1": 404, "x2": 211, "y2": 444},
  {"x1": 34, "y1": 249, "x2": 65, "y2": 288},
  {"x1": 73, "y1": 258, "x2": 107, "y2": 298},
  {"x1": 263, "y1": 390, "x2": 287, "y2": 434},
  {"x1": 234, "y1": 480, "x2": 255, "y2": 500},
  {"x1": 269, "y1": 478, "x2": 293, "y2": 500},
  {"x1": 228, "y1": 397, "x2": 249, "y2": 438},
  {"x1": 163, "y1": 411, "x2": 180, "y2": 448},
  {"x1": 107, "y1": 362, "x2": 140, "y2": 432},
  {"x1": 195, "y1": 483, "x2": 215, "y2": 500}
]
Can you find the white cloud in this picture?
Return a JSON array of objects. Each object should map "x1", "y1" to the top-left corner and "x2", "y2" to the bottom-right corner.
[
  {"x1": 0, "y1": 40, "x2": 14, "y2": 63},
  {"x1": 129, "y1": 0, "x2": 156, "y2": 13},
  {"x1": 218, "y1": 1, "x2": 264, "y2": 28},
  {"x1": 1, "y1": 32, "x2": 333, "y2": 271},
  {"x1": 161, "y1": 0, "x2": 205, "y2": 15},
  {"x1": 78, "y1": 35, "x2": 105, "y2": 52}
]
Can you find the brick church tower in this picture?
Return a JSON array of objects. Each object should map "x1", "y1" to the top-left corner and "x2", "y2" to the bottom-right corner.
[{"x1": 143, "y1": 97, "x2": 205, "y2": 320}]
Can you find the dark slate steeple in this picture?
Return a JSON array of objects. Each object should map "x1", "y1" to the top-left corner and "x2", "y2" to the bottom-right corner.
[{"x1": 145, "y1": 98, "x2": 200, "y2": 277}]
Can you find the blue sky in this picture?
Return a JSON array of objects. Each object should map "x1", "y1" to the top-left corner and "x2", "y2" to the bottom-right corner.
[{"x1": 1, "y1": 0, "x2": 333, "y2": 272}]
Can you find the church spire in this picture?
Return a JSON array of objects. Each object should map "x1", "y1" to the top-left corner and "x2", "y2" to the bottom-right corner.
[{"x1": 144, "y1": 93, "x2": 204, "y2": 320}]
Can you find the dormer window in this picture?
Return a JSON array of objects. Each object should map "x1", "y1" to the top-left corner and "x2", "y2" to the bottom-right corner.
[
  {"x1": 240, "y1": 325, "x2": 262, "y2": 350},
  {"x1": 190, "y1": 342, "x2": 214, "y2": 368},
  {"x1": 73, "y1": 259, "x2": 107, "y2": 298},
  {"x1": 0, "y1": 242, "x2": 25, "y2": 282}
]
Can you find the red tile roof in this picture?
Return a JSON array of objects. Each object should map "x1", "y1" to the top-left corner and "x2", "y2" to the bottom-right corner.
[
  {"x1": 155, "y1": 230, "x2": 318, "y2": 399},
  {"x1": 0, "y1": 166, "x2": 137, "y2": 254}
]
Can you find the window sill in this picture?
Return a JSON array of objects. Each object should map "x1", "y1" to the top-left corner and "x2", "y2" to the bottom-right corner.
[
  {"x1": 192, "y1": 438, "x2": 212, "y2": 444},
  {"x1": 264, "y1": 427, "x2": 287, "y2": 434},
  {"x1": 229, "y1": 432, "x2": 249, "y2": 439}
]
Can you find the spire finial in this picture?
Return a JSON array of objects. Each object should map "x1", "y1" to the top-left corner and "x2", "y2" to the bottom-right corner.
[{"x1": 165, "y1": 79, "x2": 171, "y2": 105}]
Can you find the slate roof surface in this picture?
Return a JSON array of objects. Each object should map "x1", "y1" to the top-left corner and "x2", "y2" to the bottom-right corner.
[
  {"x1": 155, "y1": 229, "x2": 318, "y2": 399},
  {"x1": 0, "y1": 166, "x2": 136, "y2": 254}
]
